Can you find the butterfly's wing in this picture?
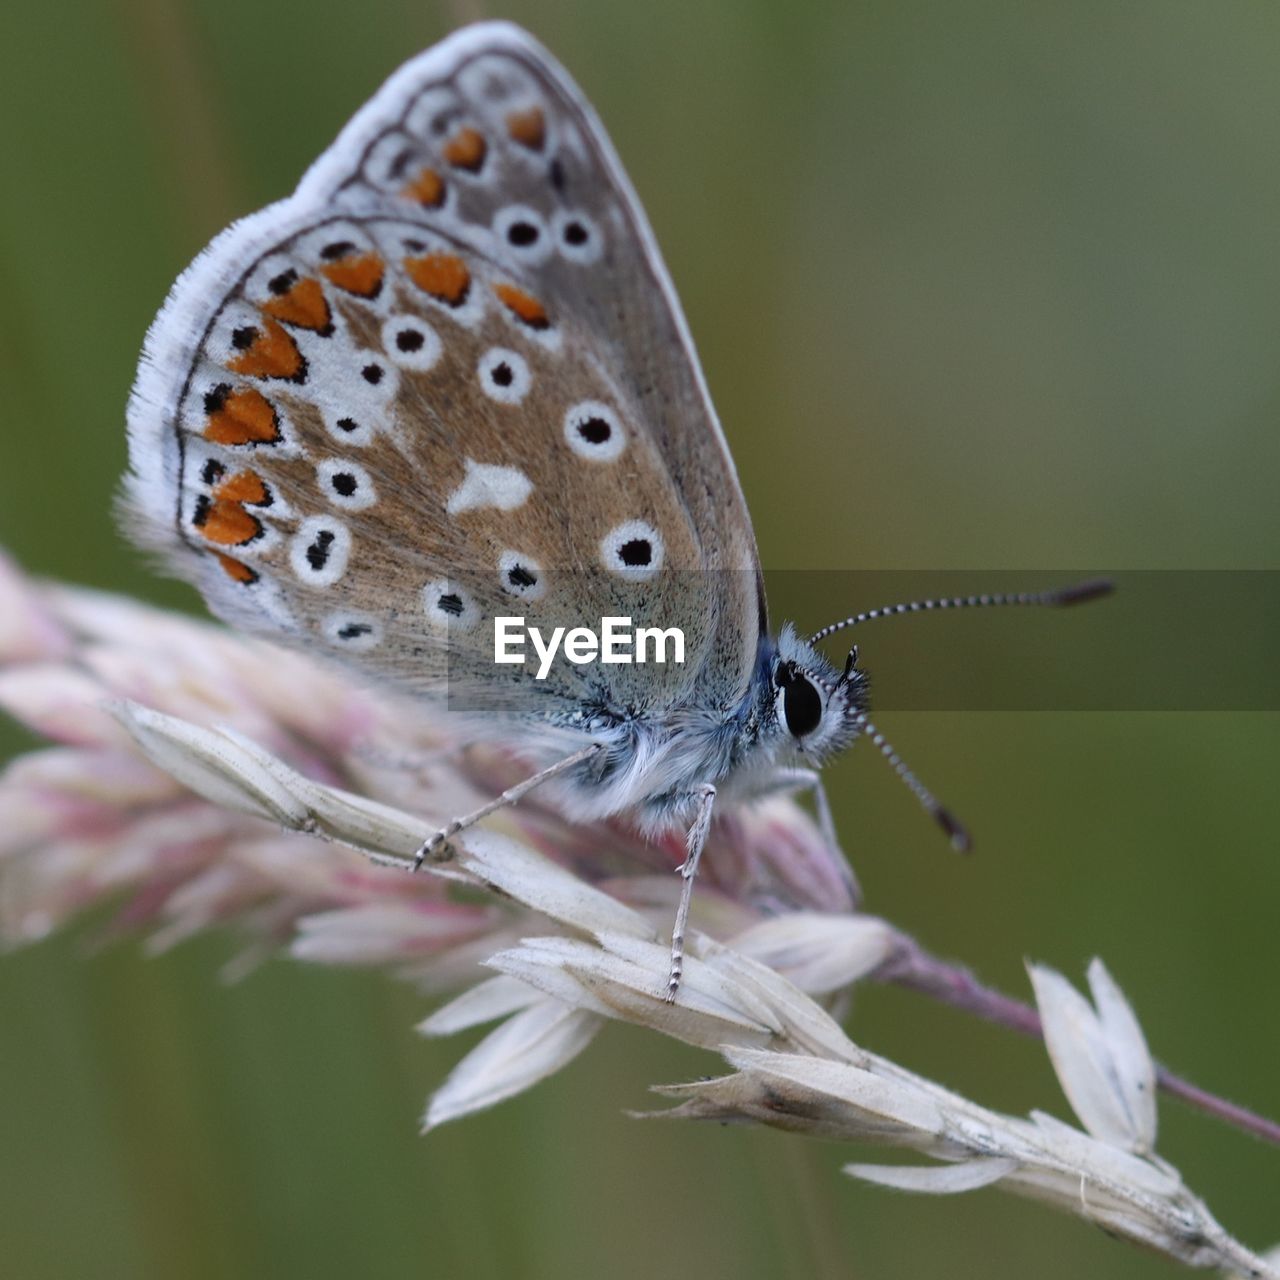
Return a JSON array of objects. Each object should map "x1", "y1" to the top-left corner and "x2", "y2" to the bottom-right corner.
[{"x1": 124, "y1": 21, "x2": 764, "y2": 723}]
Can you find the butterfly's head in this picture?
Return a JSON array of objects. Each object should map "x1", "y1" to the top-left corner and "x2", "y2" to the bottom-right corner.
[{"x1": 766, "y1": 624, "x2": 868, "y2": 764}]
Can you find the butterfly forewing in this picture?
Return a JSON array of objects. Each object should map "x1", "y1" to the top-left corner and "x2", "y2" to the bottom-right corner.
[{"x1": 124, "y1": 23, "x2": 763, "y2": 723}]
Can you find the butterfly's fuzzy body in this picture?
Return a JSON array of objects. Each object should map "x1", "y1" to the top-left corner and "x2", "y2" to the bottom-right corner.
[
  {"x1": 435, "y1": 622, "x2": 867, "y2": 840},
  {"x1": 123, "y1": 23, "x2": 869, "y2": 975}
]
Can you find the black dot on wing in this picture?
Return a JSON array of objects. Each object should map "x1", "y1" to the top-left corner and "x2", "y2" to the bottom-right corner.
[
  {"x1": 578, "y1": 417, "x2": 611, "y2": 445},
  {"x1": 549, "y1": 157, "x2": 567, "y2": 193},
  {"x1": 268, "y1": 269, "x2": 298, "y2": 295},
  {"x1": 337, "y1": 622, "x2": 372, "y2": 640},
  {"x1": 619, "y1": 538, "x2": 651, "y2": 567},
  {"x1": 388, "y1": 146, "x2": 415, "y2": 180},
  {"x1": 403, "y1": 238, "x2": 426, "y2": 253},
  {"x1": 362, "y1": 363, "x2": 384, "y2": 385},
  {"x1": 335, "y1": 417, "x2": 360, "y2": 433},
  {"x1": 201, "y1": 459, "x2": 225, "y2": 484},
  {"x1": 563, "y1": 221, "x2": 588, "y2": 246},
  {"x1": 491, "y1": 362, "x2": 514, "y2": 387},
  {"x1": 231, "y1": 326, "x2": 258, "y2": 351},
  {"x1": 203, "y1": 383, "x2": 231, "y2": 414},
  {"x1": 192, "y1": 495, "x2": 211, "y2": 527},
  {"x1": 430, "y1": 107, "x2": 460, "y2": 136},
  {"x1": 508, "y1": 564, "x2": 536, "y2": 588},
  {"x1": 306, "y1": 530, "x2": 335, "y2": 571},
  {"x1": 331, "y1": 472, "x2": 357, "y2": 497},
  {"x1": 395, "y1": 328, "x2": 425, "y2": 352},
  {"x1": 321, "y1": 241, "x2": 355, "y2": 261},
  {"x1": 438, "y1": 592, "x2": 464, "y2": 617},
  {"x1": 507, "y1": 221, "x2": 539, "y2": 247}
]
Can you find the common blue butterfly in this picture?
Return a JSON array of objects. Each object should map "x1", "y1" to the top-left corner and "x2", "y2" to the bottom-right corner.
[{"x1": 123, "y1": 23, "x2": 1107, "y2": 998}]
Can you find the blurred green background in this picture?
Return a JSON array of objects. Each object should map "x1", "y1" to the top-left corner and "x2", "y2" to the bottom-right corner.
[{"x1": 2, "y1": 1, "x2": 1278, "y2": 1276}]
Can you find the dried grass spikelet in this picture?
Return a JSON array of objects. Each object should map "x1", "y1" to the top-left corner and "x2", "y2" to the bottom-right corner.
[{"x1": 107, "y1": 698, "x2": 1279, "y2": 1277}]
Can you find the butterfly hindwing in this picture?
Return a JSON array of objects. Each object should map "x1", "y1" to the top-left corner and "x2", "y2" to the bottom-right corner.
[{"x1": 124, "y1": 23, "x2": 763, "y2": 722}]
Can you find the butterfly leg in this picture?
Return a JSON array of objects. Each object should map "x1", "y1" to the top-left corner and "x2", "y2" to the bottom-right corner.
[
  {"x1": 752, "y1": 767, "x2": 860, "y2": 904},
  {"x1": 665, "y1": 783, "x2": 718, "y2": 1002},
  {"x1": 412, "y1": 742, "x2": 602, "y2": 870}
]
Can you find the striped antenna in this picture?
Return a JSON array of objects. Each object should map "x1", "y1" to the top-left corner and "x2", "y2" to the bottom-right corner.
[
  {"x1": 827, "y1": 579, "x2": 1111, "y2": 851},
  {"x1": 811, "y1": 578, "x2": 1112, "y2": 645},
  {"x1": 854, "y1": 712, "x2": 971, "y2": 853}
]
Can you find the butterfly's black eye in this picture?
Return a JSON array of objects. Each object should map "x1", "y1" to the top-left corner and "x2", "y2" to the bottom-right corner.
[{"x1": 781, "y1": 671, "x2": 823, "y2": 738}]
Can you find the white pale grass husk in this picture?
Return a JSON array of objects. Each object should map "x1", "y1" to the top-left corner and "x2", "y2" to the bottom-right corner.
[
  {"x1": 422, "y1": 999, "x2": 603, "y2": 1131},
  {"x1": 106, "y1": 698, "x2": 1277, "y2": 1278},
  {"x1": 1029, "y1": 957, "x2": 1158, "y2": 1153},
  {"x1": 727, "y1": 912, "x2": 896, "y2": 996},
  {"x1": 417, "y1": 974, "x2": 545, "y2": 1034}
]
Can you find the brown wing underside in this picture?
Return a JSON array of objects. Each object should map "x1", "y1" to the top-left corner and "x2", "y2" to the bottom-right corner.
[{"x1": 132, "y1": 30, "x2": 763, "y2": 718}]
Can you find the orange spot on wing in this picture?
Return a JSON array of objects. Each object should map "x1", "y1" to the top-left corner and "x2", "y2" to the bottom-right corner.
[
  {"x1": 227, "y1": 317, "x2": 305, "y2": 381},
  {"x1": 261, "y1": 276, "x2": 331, "y2": 332},
  {"x1": 405, "y1": 252, "x2": 471, "y2": 306},
  {"x1": 203, "y1": 387, "x2": 281, "y2": 446},
  {"x1": 214, "y1": 470, "x2": 270, "y2": 506},
  {"x1": 196, "y1": 497, "x2": 262, "y2": 547},
  {"x1": 320, "y1": 252, "x2": 384, "y2": 298},
  {"x1": 216, "y1": 553, "x2": 258, "y2": 585},
  {"x1": 506, "y1": 106, "x2": 545, "y2": 151},
  {"x1": 493, "y1": 282, "x2": 550, "y2": 330},
  {"x1": 443, "y1": 126, "x2": 486, "y2": 172},
  {"x1": 401, "y1": 166, "x2": 446, "y2": 207}
]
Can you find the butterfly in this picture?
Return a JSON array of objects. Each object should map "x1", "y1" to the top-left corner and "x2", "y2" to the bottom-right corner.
[{"x1": 123, "y1": 22, "x2": 1107, "y2": 999}]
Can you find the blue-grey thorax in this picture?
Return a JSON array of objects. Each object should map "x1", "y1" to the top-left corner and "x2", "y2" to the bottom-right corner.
[{"x1": 539, "y1": 629, "x2": 864, "y2": 834}]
